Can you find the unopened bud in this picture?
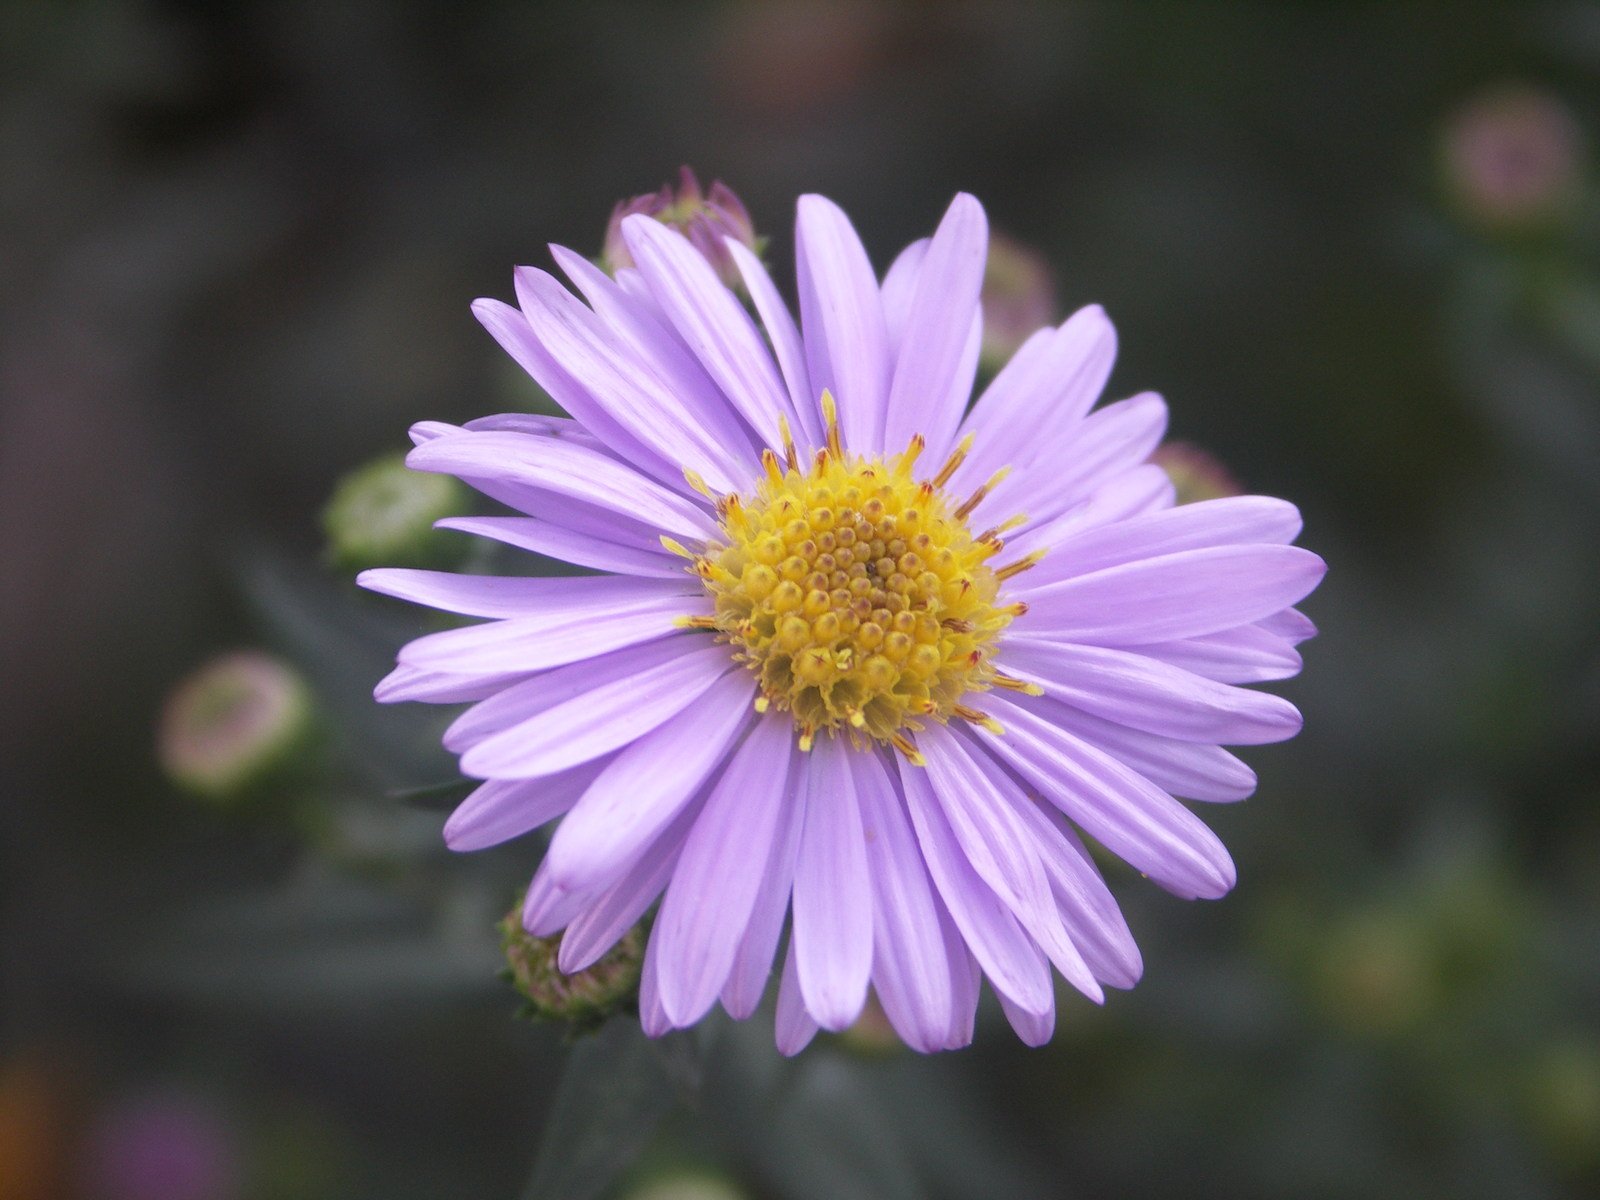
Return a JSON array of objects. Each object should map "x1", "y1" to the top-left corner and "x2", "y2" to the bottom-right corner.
[
  {"x1": 1442, "y1": 86, "x2": 1586, "y2": 234},
  {"x1": 1150, "y1": 442, "x2": 1242, "y2": 504},
  {"x1": 603, "y1": 167, "x2": 761, "y2": 289},
  {"x1": 499, "y1": 906, "x2": 643, "y2": 1032},
  {"x1": 323, "y1": 452, "x2": 468, "y2": 572},
  {"x1": 157, "y1": 652, "x2": 316, "y2": 803},
  {"x1": 981, "y1": 232, "x2": 1058, "y2": 372}
]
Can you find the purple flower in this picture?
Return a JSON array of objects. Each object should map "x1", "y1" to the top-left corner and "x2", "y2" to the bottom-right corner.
[{"x1": 362, "y1": 192, "x2": 1325, "y2": 1053}]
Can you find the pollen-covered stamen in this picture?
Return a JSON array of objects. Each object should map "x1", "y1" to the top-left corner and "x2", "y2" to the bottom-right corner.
[{"x1": 698, "y1": 429, "x2": 1026, "y2": 749}]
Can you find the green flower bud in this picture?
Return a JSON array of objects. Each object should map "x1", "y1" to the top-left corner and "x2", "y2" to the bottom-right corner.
[
  {"x1": 322, "y1": 452, "x2": 469, "y2": 572},
  {"x1": 499, "y1": 905, "x2": 643, "y2": 1032},
  {"x1": 157, "y1": 652, "x2": 317, "y2": 803}
]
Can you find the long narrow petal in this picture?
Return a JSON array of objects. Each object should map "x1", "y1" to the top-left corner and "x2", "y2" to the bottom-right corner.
[
  {"x1": 727, "y1": 239, "x2": 822, "y2": 447},
  {"x1": 654, "y1": 717, "x2": 797, "y2": 1026},
  {"x1": 1128, "y1": 624, "x2": 1304, "y2": 684},
  {"x1": 374, "y1": 662, "x2": 526, "y2": 704},
  {"x1": 620, "y1": 214, "x2": 790, "y2": 449},
  {"x1": 795, "y1": 194, "x2": 891, "y2": 451},
  {"x1": 853, "y1": 749, "x2": 954, "y2": 1053},
  {"x1": 900, "y1": 758, "x2": 1053, "y2": 1014},
  {"x1": 442, "y1": 759, "x2": 610, "y2": 851},
  {"x1": 1002, "y1": 638, "x2": 1303, "y2": 745},
  {"x1": 407, "y1": 430, "x2": 717, "y2": 542},
  {"x1": 1045, "y1": 701, "x2": 1259, "y2": 802},
  {"x1": 882, "y1": 193, "x2": 987, "y2": 460},
  {"x1": 790, "y1": 737, "x2": 873, "y2": 1030},
  {"x1": 721, "y1": 724, "x2": 806, "y2": 1019},
  {"x1": 535, "y1": 670, "x2": 755, "y2": 884},
  {"x1": 1020, "y1": 799, "x2": 1144, "y2": 987},
  {"x1": 937, "y1": 901, "x2": 981, "y2": 1050},
  {"x1": 978, "y1": 693, "x2": 1236, "y2": 900},
  {"x1": 880, "y1": 237, "x2": 930, "y2": 353},
  {"x1": 460, "y1": 642, "x2": 734, "y2": 779},
  {"x1": 398, "y1": 589, "x2": 703, "y2": 676},
  {"x1": 358, "y1": 570, "x2": 683, "y2": 619},
  {"x1": 775, "y1": 938, "x2": 820, "y2": 1056},
  {"x1": 433, "y1": 516, "x2": 684, "y2": 579},
  {"x1": 1016, "y1": 544, "x2": 1327, "y2": 645}
]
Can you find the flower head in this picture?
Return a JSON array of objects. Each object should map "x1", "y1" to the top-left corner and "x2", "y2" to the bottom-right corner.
[{"x1": 362, "y1": 190, "x2": 1325, "y2": 1053}]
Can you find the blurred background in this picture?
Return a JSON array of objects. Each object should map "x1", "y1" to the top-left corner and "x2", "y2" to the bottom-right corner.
[{"x1": 4, "y1": 2, "x2": 1599, "y2": 1198}]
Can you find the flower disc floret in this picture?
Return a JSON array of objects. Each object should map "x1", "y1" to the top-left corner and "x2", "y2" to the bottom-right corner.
[{"x1": 696, "y1": 412, "x2": 1021, "y2": 750}]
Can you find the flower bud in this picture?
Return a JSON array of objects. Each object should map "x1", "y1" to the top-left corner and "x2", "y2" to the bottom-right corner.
[
  {"x1": 499, "y1": 905, "x2": 643, "y2": 1031},
  {"x1": 1150, "y1": 442, "x2": 1242, "y2": 504},
  {"x1": 323, "y1": 452, "x2": 469, "y2": 572},
  {"x1": 980, "y1": 232, "x2": 1058, "y2": 372},
  {"x1": 1441, "y1": 86, "x2": 1587, "y2": 234},
  {"x1": 157, "y1": 652, "x2": 316, "y2": 803},
  {"x1": 603, "y1": 167, "x2": 761, "y2": 289}
]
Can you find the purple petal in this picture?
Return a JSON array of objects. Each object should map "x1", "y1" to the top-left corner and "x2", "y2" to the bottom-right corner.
[
  {"x1": 795, "y1": 194, "x2": 891, "y2": 452},
  {"x1": 1000, "y1": 989, "x2": 1055, "y2": 1047},
  {"x1": 775, "y1": 937, "x2": 820, "y2": 1056},
  {"x1": 900, "y1": 757, "x2": 1053, "y2": 1015},
  {"x1": 727, "y1": 239, "x2": 823, "y2": 448},
  {"x1": 459, "y1": 642, "x2": 735, "y2": 779},
  {"x1": 535, "y1": 670, "x2": 756, "y2": 885},
  {"x1": 639, "y1": 934, "x2": 673, "y2": 1037},
  {"x1": 938, "y1": 902, "x2": 981, "y2": 1050},
  {"x1": 434, "y1": 516, "x2": 684, "y2": 579},
  {"x1": 978, "y1": 693, "x2": 1236, "y2": 900},
  {"x1": 398, "y1": 589, "x2": 702, "y2": 677},
  {"x1": 853, "y1": 748, "x2": 954, "y2": 1053},
  {"x1": 620, "y1": 214, "x2": 790, "y2": 450},
  {"x1": 359, "y1": 569, "x2": 683, "y2": 619},
  {"x1": 443, "y1": 759, "x2": 610, "y2": 851},
  {"x1": 1016, "y1": 544, "x2": 1327, "y2": 646},
  {"x1": 1021, "y1": 799, "x2": 1143, "y2": 987},
  {"x1": 1002, "y1": 638, "x2": 1303, "y2": 745},
  {"x1": 791, "y1": 737, "x2": 873, "y2": 1030},
  {"x1": 408, "y1": 430, "x2": 716, "y2": 542},
  {"x1": 880, "y1": 237, "x2": 930, "y2": 353},
  {"x1": 1258, "y1": 606, "x2": 1318, "y2": 644},
  {"x1": 374, "y1": 662, "x2": 526, "y2": 704},
  {"x1": 654, "y1": 717, "x2": 797, "y2": 1026},
  {"x1": 1045, "y1": 699, "x2": 1259, "y2": 802},
  {"x1": 881, "y1": 193, "x2": 987, "y2": 461},
  {"x1": 1129, "y1": 624, "x2": 1305, "y2": 684}
]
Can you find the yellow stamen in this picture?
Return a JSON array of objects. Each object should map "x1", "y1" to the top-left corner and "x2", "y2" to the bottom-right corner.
[
  {"x1": 931, "y1": 433, "x2": 975, "y2": 489},
  {"x1": 993, "y1": 550, "x2": 1046, "y2": 581},
  {"x1": 820, "y1": 389, "x2": 844, "y2": 458}
]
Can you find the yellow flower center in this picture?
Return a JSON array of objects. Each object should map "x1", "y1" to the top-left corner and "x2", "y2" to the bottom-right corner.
[{"x1": 675, "y1": 396, "x2": 1040, "y2": 761}]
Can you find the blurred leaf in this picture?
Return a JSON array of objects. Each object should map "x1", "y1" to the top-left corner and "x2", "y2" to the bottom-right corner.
[{"x1": 522, "y1": 1021, "x2": 701, "y2": 1200}]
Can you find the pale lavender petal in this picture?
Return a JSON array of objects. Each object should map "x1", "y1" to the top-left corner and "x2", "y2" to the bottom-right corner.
[
  {"x1": 524, "y1": 670, "x2": 754, "y2": 873},
  {"x1": 620, "y1": 214, "x2": 790, "y2": 449},
  {"x1": 1024, "y1": 800, "x2": 1144, "y2": 987},
  {"x1": 1129, "y1": 625, "x2": 1304, "y2": 684},
  {"x1": 775, "y1": 937, "x2": 820, "y2": 1056},
  {"x1": 523, "y1": 858, "x2": 594, "y2": 936},
  {"x1": 853, "y1": 748, "x2": 953, "y2": 1053},
  {"x1": 1002, "y1": 638, "x2": 1304, "y2": 745},
  {"x1": 549, "y1": 245, "x2": 762, "y2": 479},
  {"x1": 442, "y1": 638, "x2": 693, "y2": 753},
  {"x1": 653, "y1": 717, "x2": 796, "y2": 1026},
  {"x1": 639, "y1": 934, "x2": 673, "y2": 1037},
  {"x1": 434, "y1": 516, "x2": 684, "y2": 579},
  {"x1": 374, "y1": 662, "x2": 526, "y2": 704},
  {"x1": 791, "y1": 737, "x2": 873, "y2": 1030},
  {"x1": 937, "y1": 729, "x2": 1103, "y2": 1002},
  {"x1": 559, "y1": 801, "x2": 699, "y2": 973},
  {"x1": 471, "y1": 298, "x2": 678, "y2": 485},
  {"x1": 938, "y1": 902, "x2": 981, "y2": 1050},
  {"x1": 1017, "y1": 495, "x2": 1306, "y2": 587},
  {"x1": 408, "y1": 430, "x2": 716, "y2": 542},
  {"x1": 358, "y1": 569, "x2": 682, "y2": 619},
  {"x1": 795, "y1": 194, "x2": 891, "y2": 451},
  {"x1": 979, "y1": 692, "x2": 1236, "y2": 900},
  {"x1": 880, "y1": 237, "x2": 929, "y2": 352},
  {"x1": 460, "y1": 642, "x2": 734, "y2": 779},
  {"x1": 999, "y1": 990, "x2": 1055, "y2": 1047},
  {"x1": 515, "y1": 267, "x2": 751, "y2": 494},
  {"x1": 1005, "y1": 465, "x2": 1177, "y2": 560},
  {"x1": 462, "y1": 411, "x2": 605, "y2": 443},
  {"x1": 721, "y1": 720, "x2": 807, "y2": 1019},
  {"x1": 1043, "y1": 699, "x2": 1259, "y2": 802},
  {"x1": 982, "y1": 392, "x2": 1168, "y2": 528},
  {"x1": 727, "y1": 239, "x2": 823, "y2": 447},
  {"x1": 881, "y1": 193, "x2": 987, "y2": 460},
  {"x1": 443, "y1": 759, "x2": 610, "y2": 851},
  {"x1": 954, "y1": 304, "x2": 1117, "y2": 488},
  {"x1": 398, "y1": 589, "x2": 703, "y2": 677},
  {"x1": 900, "y1": 758, "x2": 1053, "y2": 1015},
  {"x1": 1258, "y1": 606, "x2": 1318, "y2": 644},
  {"x1": 1015, "y1": 544, "x2": 1327, "y2": 645}
]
